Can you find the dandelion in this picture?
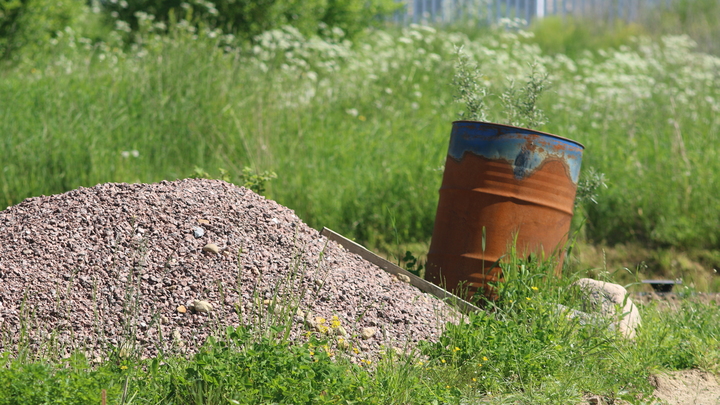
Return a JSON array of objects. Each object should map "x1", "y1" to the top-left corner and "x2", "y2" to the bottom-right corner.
[
  {"x1": 526, "y1": 297, "x2": 531, "y2": 301},
  {"x1": 120, "y1": 365, "x2": 128, "y2": 370},
  {"x1": 353, "y1": 347, "x2": 360, "y2": 354},
  {"x1": 483, "y1": 356, "x2": 488, "y2": 361},
  {"x1": 472, "y1": 378, "x2": 477, "y2": 382},
  {"x1": 441, "y1": 359, "x2": 446, "y2": 363},
  {"x1": 331, "y1": 315, "x2": 341, "y2": 329},
  {"x1": 478, "y1": 363, "x2": 482, "y2": 367},
  {"x1": 453, "y1": 346, "x2": 460, "y2": 352},
  {"x1": 531, "y1": 286, "x2": 539, "y2": 291}
]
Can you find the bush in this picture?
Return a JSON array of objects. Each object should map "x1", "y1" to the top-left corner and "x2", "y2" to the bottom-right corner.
[
  {"x1": 103, "y1": 0, "x2": 401, "y2": 41},
  {"x1": 0, "y1": 0, "x2": 86, "y2": 59}
]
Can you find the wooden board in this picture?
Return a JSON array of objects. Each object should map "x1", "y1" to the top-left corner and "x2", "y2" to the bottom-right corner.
[{"x1": 321, "y1": 227, "x2": 481, "y2": 315}]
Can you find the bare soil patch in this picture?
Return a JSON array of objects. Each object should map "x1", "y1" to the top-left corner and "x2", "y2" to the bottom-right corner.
[{"x1": 650, "y1": 369, "x2": 720, "y2": 405}]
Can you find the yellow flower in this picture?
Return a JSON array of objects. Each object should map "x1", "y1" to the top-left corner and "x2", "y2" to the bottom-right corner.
[
  {"x1": 120, "y1": 365, "x2": 128, "y2": 370},
  {"x1": 317, "y1": 317, "x2": 326, "y2": 324},
  {"x1": 526, "y1": 297, "x2": 531, "y2": 301},
  {"x1": 358, "y1": 115, "x2": 367, "y2": 121},
  {"x1": 417, "y1": 361, "x2": 424, "y2": 365},
  {"x1": 453, "y1": 346, "x2": 460, "y2": 352},
  {"x1": 531, "y1": 286, "x2": 539, "y2": 291},
  {"x1": 483, "y1": 356, "x2": 488, "y2": 361},
  {"x1": 310, "y1": 351, "x2": 315, "y2": 356},
  {"x1": 441, "y1": 359, "x2": 446, "y2": 363},
  {"x1": 446, "y1": 385, "x2": 451, "y2": 389},
  {"x1": 472, "y1": 378, "x2": 477, "y2": 382},
  {"x1": 478, "y1": 363, "x2": 482, "y2": 367},
  {"x1": 353, "y1": 347, "x2": 360, "y2": 354}
]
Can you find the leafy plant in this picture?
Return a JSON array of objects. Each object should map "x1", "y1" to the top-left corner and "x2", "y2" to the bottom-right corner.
[
  {"x1": 401, "y1": 250, "x2": 424, "y2": 277},
  {"x1": 453, "y1": 48, "x2": 550, "y2": 129},
  {"x1": 0, "y1": 0, "x2": 86, "y2": 59},
  {"x1": 452, "y1": 46, "x2": 489, "y2": 122},
  {"x1": 499, "y1": 62, "x2": 549, "y2": 128}
]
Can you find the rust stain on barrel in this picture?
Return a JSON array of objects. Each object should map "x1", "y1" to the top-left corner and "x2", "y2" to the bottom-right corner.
[{"x1": 426, "y1": 121, "x2": 584, "y2": 301}]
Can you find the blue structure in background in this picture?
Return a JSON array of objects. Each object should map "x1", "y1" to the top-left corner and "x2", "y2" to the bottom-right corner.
[{"x1": 392, "y1": 0, "x2": 674, "y2": 26}]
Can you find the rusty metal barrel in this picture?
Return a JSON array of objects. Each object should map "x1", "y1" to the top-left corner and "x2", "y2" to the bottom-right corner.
[{"x1": 425, "y1": 121, "x2": 584, "y2": 300}]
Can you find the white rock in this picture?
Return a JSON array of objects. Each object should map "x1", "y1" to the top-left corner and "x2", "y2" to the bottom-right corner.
[
  {"x1": 572, "y1": 278, "x2": 641, "y2": 339},
  {"x1": 193, "y1": 300, "x2": 213, "y2": 313},
  {"x1": 361, "y1": 327, "x2": 377, "y2": 340},
  {"x1": 202, "y1": 243, "x2": 220, "y2": 254}
]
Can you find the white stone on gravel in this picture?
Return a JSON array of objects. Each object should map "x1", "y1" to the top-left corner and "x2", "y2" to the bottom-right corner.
[{"x1": 361, "y1": 327, "x2": 377, "y2": 340}]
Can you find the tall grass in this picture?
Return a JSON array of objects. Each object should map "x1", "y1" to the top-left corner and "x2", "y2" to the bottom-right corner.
[{"x1": 1, "y1": 16, "x2": 720, "y2": 253}]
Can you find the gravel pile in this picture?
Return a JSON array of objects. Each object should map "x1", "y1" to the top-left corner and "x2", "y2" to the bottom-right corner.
[{"x1": 0, "y1": 179, "x2": 458, "y2": 361}]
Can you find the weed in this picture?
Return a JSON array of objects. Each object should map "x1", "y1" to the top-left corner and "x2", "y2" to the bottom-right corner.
[{"x1": 453, "y1": 46, "x2": 490, "y2": 122}]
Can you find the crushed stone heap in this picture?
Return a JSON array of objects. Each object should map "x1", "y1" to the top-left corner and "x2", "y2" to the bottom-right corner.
[{"x1": 0, "y1": 179, "x2": 458, "y2": 360}]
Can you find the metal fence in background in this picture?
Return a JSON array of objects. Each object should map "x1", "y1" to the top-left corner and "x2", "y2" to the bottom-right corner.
[{"x1": 392, "y1": 0, "x2": 674, "y2": 26}]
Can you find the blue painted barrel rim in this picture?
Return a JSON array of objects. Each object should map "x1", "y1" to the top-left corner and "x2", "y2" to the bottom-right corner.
[
  {"x1": 449, "y1": 121, "x2": 584, "y2": 184},
  {"x1": 452, "y1": 121, "x2": 585, "y2": 149}
]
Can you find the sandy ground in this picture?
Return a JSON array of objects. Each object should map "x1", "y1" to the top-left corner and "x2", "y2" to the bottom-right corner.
[{"x1": 650, "y1": 370, "x2": 720, "y2": 405}]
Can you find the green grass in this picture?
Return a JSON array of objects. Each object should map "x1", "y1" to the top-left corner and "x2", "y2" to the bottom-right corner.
[
  {"x1": 1, "y1": 252, "x2": 719, "y2": 404},
  {"x1": 2, "y1": 17, "x2": 720, "y2": 258}
]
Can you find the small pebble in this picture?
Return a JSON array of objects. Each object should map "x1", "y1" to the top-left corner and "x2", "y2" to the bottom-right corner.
[
  {"x1": 396, "y1": 273, "x2": 411, "y2": 283},
  {"x1": 202, "y1": 243, "x2": 220, "y2": 254},
  {"x1": 176, "y1": 305, "x2": 187, "y2": 314},
  {"x1": 192, "y1": 227, "x2": 205, "y2": 238},
  {"x1": 193, "y1": 300, "x2": 213, "y2": 313}
]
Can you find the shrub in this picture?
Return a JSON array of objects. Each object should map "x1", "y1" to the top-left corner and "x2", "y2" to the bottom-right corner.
[
  {"x1": 0, "y1": 0, "x2": 86, "y2": 59},
  {"x1": 103, "y1": 0, "x2": 401, "y2": 41}
]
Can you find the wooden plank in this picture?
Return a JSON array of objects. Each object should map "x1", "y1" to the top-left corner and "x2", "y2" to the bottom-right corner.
[{"x1": 321, "y1": 227, "x2": 481, "y2": 314}]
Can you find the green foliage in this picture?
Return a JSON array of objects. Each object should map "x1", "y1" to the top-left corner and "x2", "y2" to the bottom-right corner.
[
  {"x1": 0, "y1": 352, "x2": 124, "y2": 404},
  {"x1": 498, "y1": 62, "x2": 549, "y2": 128},
  {"x1": 420, "y1": 254, "x2": 651, "y2": 402},
  {"x1": 103, "y1": 0, "x2": 400, "y2": 41},
  {"x1": 453, "y1": 49, "x2": 549, "y2": 129},
  {"x1": 0, "y1": 0, "x2": 86, "y2": 59},
  {"x1": 575, "y1": 168, "x2": 608, "y2": 207},
  {"x1": 452, "y1": 46, "x2": 489, "y2": 121}
]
